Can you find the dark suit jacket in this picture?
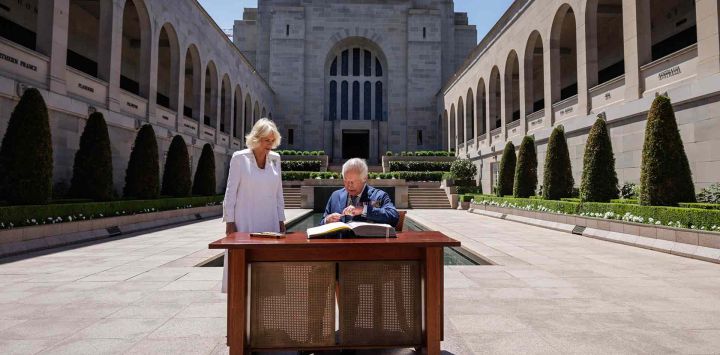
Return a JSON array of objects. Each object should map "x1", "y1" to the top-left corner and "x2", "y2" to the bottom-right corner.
[{"x1": 321, "y1": 184, "x2": 399, "y2": 227}]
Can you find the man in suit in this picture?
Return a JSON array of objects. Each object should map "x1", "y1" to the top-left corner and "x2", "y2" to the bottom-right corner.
[{"x1": 322, "y1": 158, "x2": 399, "y2": 227}]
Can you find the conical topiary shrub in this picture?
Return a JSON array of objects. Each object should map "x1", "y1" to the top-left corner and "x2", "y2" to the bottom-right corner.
[
  {"x1": 514, "y1": 135, "x2": 538, "y2": 198},
  {"x1": 123, "y1": 124, "x2": 159, "y2": 199},
  {"x1": 640, "y1": 95, "x2": 695, "y2": 206},
  {"x1": 161, "y1": 135, "x2": 191, "y2": 197},
  {"x1": 496, "y1": 142, "x2": 516, "y2": 197},
  {"x1": 192, "y1": 143, "x2": 216, "y2": 196},
  {"x1": 69, "y1": 112, "x2": 113, "y2": 201},
  {"x1": 543, "y1": 125, "x2": 574, "y2": 200},
  {"x1": 580, "y1": 118, "x2": 618, "y2": 202},
  {"x1": 0, "y1": 88, "x2": 53, "y2": 205}
]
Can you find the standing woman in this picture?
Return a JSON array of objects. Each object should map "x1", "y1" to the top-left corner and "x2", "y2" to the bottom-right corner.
[{"x1": 222, "y1": 118, "x2": 285, "y2": 292}]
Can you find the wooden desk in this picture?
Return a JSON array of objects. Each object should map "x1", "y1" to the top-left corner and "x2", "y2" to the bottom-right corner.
[{"x1": 210, "y1": 231, "x2": 460, "y2": 355}]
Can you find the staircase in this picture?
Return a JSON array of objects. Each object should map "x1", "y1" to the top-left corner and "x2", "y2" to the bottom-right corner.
[
  {"x1": 408, "y1": 187, "x2": 452, "y2": 209},
  {"x1": 283, "y1": 188, "x2": 302, "y2": 208}
]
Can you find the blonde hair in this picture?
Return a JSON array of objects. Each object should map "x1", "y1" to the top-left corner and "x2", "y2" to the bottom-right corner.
[{"x1": 245, "y1": 118, "x2": 282, "y2": 149}]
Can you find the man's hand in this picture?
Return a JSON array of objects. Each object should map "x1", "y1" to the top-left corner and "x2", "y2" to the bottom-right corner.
[
  {"x1": 225, "y1": 222, "x2": 238, "y2": 235},
  {"x1": 279, "y1": 221, "x2": 286, "y2": 233},
  {"x1": 324, "y1": 213, "x2": 343, "y2": 223},
  {"x1": 342, "y1": 205, "x2": 364, "y2": 216}
]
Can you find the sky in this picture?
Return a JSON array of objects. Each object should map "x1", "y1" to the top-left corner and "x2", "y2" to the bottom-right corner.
[{"x1": 197, "y1": 0, "x2": 515, "y2": 43}]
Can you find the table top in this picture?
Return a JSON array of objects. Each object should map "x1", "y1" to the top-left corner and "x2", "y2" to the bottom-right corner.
[{"x1": 209, "y1": 231, "x2": 460, "y2": 250}]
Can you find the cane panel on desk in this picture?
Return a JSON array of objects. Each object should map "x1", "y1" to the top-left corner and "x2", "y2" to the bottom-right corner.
[
  {"x1": 338, "y1": 261, "x2": 422, "y2": 346},
  {"x1": 250, "y1": 262, "x2": 336, "y2": 348}
]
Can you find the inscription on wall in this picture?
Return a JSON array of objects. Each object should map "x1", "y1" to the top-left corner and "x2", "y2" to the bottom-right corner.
[
  {"x1": 126, "y1": 101, "x2": 138, "y2": 109},
  {"x1": 78, "y1": 83, "x2": 94, "y2": 93},
  {"x1": 0, "y1": 52, "x2": 37, "y2": 72},
  {"x1": 658, "y1": 66, "x2": 681, "y2": 81}
]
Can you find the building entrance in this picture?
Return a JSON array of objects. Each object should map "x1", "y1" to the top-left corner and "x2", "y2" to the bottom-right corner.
[{"x1": 342, "y1": 130, "x2": 370, "y2": 160}]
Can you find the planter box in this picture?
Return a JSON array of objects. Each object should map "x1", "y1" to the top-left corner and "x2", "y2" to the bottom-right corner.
[
  {"x1": 0, "y1": 205, "x2": 221, "y2": 258},
  {"x1": 469, "y1": 202, "x2": 720, "y2": 251},
  {"x1": 281, "y1": 155, "x2": 329, "y2": 172}
]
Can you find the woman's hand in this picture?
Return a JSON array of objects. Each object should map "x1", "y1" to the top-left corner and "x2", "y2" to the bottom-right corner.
[
  {"x1": 279, "y1": 221, "x2": 286, "y2": 233},
  {"x1": 324, "y1": 213, "x2": 343, "y2": 223},
  {"x1": 225, "y1": 222, "x2": 238, "y2": 235}
]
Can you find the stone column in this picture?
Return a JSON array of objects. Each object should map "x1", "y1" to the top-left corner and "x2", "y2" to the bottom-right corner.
[
  {"x1": 576, "y1": 9, "x2": 591, "y2": 116},
  {"x1": 99, "y1": 0, "x2": 125, "y2": 112},
  {"x1": 37, "y1": 0, "x2": 69, "y2": 95},
  {"x1": 147, "y1": 24, "x2": 159, "y2": 124},
  {"x1": 622, "y1": 0, "x2": 651, "y2": 101},
  {"x1": 543, "y1": 33, "x2": 555, "y2": 127},
  {"x1": 229, "y1": 87, "x2": 235, "y2": 148},
  {"x1": 697, "y1": 0, "x2": 720, "y2": 76},
  {"x1": 197, "y1": 61, "x2": 206, "y2": 137},
  {"x1": 518, "y1": 51, "x2": 528, "y2": 135},
  {"x1": 175, "y1": 47, "x2": 186, "y2": 133},
  {"x1": 499, "y1": 69, "x2": 507, "y2": 142}
]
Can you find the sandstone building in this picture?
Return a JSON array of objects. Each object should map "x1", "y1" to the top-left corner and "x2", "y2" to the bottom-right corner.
[
  {"x1": 235, "y1": 0, "x2": 477, "y2": 163},
  {"x1": 442, "y1": 0, "x2": 720, "y2": 192},
  {"x1": 0, "y1": 0, "x2": 273, "y2": 194}
]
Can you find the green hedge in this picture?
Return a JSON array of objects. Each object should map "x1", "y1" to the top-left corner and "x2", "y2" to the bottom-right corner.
[
  {"x1": 277, "y1": 150, "x2": 326, "y2": 156},
  {"x1": 282, "y1": 171, "x2": 340, "y2": 180},
  {"x1": 396, "y1": 171, "x2": 444, "y2": 181},
  {"x1": 397, "y1": 151, "x2": 452, "y2": 157},
  {"x1": 678, "y1": 203, "x2": 720, "y2": 210},
  {"x1": 0, "y1": 195, "x2": 223, "y2": 229},
  {"x1": 282, "y1": 171, "x2": 444, "y2": 181},
  {"x1": 610, "y1": 199, "x2": 639, "y2": 204},
  {"x1": 281, "y1": 160, "x2": 322, "y2": 172},
  {"x1": 457, "y1": 186, "x2": 483, "y2": 194},
  {"x1": 388, "y1": 161, "x2": 452, "y2": 172},
  {"x1": 467, "y1": 195, "x2": 720, "y2": 230}
]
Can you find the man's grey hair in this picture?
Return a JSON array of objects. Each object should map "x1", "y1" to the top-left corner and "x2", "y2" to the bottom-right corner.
[{"x1": 342, "y1": 158, "x2": 369, "y2": 181}]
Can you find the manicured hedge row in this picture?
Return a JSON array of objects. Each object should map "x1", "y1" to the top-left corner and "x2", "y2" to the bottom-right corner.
[
  {"x1": 277, "y1": 150, "x2": 325, "y2": 156},
  {"x1": 468, "y1": 195, "x2": 720, "y2": 230},
  {"x1": 281, "y1": 160, "x2": 323, "y2": 172},
  {"x1": 679, "y1": 203, "x2": 720, "y2": 210},
  {"x1": 0, "y1": 195, "x2": 223, "y2": 229},
  {"x1": 389, "y1": 161, "x2": 452, "y2": 172},
  {"x1": 282, "y1": 172, "x2": 340, "y2": 180},
  {"x1": 386, "y1": 150, "x2": 453, "y2": 157}
]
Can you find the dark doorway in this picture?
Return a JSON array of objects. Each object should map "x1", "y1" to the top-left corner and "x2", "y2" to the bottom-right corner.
[{"x1": 342, "y1": 130, "x2": 370, "y2": 160}]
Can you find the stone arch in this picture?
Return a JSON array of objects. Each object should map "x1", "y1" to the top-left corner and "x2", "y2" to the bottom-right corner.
[
  {"x1": 586, "y1": 0, "x2": 625, "y2": 87},
  {"x1": 489, "y1": 66, "x2": 502, "y2": 130},
  {"x1": 220, "y1": 74, "x2": 231, "y2": 133},
  {"x1": 505, "y1": 50, "x2": 520, "y2": 123},
  {"x1": 550, "y1": 4, "x2": 578, "y2": 103},
  {"x1": 183, "y1": 44, "x2": 201, "y2": 120},
  {"x1": 325, "y1": 37, "x2": 388, "y2": 121},
  {"x1": 449, "y1": 104, "x2": 456, "y2": 149},
  {"x1": 253, "y1": 101, "x2": 260, "y2": 122},
  {"x1": 120, "y1": 0, "x2": 152, "y2": 98},
  {"x1": 203, "y1": 60, "x2": 218, "y2": 128},
  {"x1": 261, "y1": 107, "x2": 267, "y2": 118},
  {"x1": 244, "y1": 94, "x2": 253, "y2": 134},
  {"x1": 466, "y1": 88, "x2": 475, "y2": 140},
  {"x1": 457, "y1": 96, "x2": 465, "y2": 145},
  {"x1": 476, "y1": 78, "x2": 487, "y2": 135},
  {"x1": 649, "y1": 0, "x2": 697, "y2": 62},
  {"x1": 524, "y1": 31, "x2": 545, "y2": 114},
  {"x1": 67, "y1": 0, "x2": 101, "y2": 78},
  {"x1": 233, "y1": 85, "x2": 243, "y2": 139},
  {"x1": 156, "y1": 23, "x2": 180, "y2": 111}
]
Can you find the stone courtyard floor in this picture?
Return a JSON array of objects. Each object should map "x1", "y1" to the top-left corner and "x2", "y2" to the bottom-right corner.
[{"x1": 0, "y1": 209, "x2": 719, "y2": 354}]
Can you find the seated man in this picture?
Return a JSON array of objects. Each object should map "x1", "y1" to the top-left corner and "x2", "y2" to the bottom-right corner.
[{"x1": 322, "y1": 158, "x2": 399, "y2": 227}]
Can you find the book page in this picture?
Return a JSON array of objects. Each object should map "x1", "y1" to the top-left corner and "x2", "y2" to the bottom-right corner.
[{"x1": 306, "y1": 222, "x2": 351, "y2": 238}]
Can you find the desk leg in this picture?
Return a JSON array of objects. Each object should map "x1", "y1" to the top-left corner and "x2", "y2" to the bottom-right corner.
[
  {"x1": 424, "y1": 247, "x2": 442, "y2": 355},
  {"x1": 228, "y1": 249, "x2": 248, "y2": 355}
]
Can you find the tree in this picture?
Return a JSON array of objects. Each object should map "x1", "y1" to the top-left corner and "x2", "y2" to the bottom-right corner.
[
  {"x1": 543, "y1": 125, "x2": 574, "y2": 200},
  {"x1": 161, "y1": 135, "x2": 192, "y2": 197},
  {"x1": 514, "y1": 136, "x2": 538, "y2": 198},
  {"x1": 580, "y1": 118, "x2": 618, "y2": 202},
  {"x1": 639, "y1": 95, "x2": 695, "y2": 206},
  {"x1": 0, "y1": 88, "x2": 53, "y2": 205},
  {"x1": 123, "y1": 124, "x2": 159, "y2": 199},
  {"x1": 496, "y1": 142, "x2": 516, "y2": 197},
  {"x1": 69, "y1": 112, "x2": 113, "y2": 201},
  {"x1": 192, "y1": 143, "x2": 216, "y2": 196}
]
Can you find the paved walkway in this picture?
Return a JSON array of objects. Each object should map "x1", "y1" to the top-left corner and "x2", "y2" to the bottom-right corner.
[
  {"x1": 407, "y1": 210, "x2": 720, "y2": 354},
  {"x1": 0, "y1": 209, "x2": 719, "y2": 354}
]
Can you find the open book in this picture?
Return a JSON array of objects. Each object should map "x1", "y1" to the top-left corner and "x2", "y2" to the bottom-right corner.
[{"x1": 307, "y1": 221, "x2": 397, "y2": 239}]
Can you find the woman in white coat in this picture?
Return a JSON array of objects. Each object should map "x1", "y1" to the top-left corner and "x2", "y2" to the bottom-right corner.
[{"x1": 222, "y1": 118, "x2": 285, "y2": 292}]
